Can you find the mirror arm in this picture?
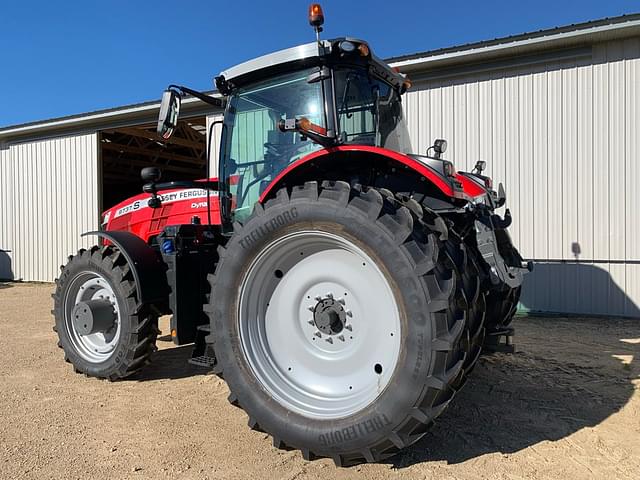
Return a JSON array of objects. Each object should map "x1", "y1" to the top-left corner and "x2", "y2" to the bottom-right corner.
[
  {"x1": 148, "y1": 180, "x2": 219, "y2": 192},
  {"x1": 168, "y1": 85, "x2": 225, "y2": 108}
]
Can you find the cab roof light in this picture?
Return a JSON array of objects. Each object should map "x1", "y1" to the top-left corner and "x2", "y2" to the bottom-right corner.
[
  {"x1": 338, "y1": 40, "x2": 356, "y2": 53},
  {"x1": 309, "y1": 4, "x2": 324, "y2": 29},
  {"x1": 357, "y1": 43, "x2": 370, "y2": 57}
]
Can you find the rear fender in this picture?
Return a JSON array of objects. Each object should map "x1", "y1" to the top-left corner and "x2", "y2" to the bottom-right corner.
[
  {"x1": 81, "y1": 230, "x2": 169, "y2": 310},
  {"x1": 258, "y1": 145, "x2": 483, "y2": 203}
]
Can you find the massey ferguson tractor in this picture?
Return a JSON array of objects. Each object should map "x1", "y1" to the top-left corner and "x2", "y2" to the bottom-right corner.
[{"x1": 53, "y1": 4, "x2": 531, "y2": 465}]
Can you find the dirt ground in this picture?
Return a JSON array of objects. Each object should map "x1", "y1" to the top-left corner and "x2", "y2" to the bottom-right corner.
[{"x1": 0, "y1": 282, "x2": 638, "y2": 480}]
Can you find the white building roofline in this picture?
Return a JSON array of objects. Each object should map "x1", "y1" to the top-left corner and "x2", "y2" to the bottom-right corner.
[{"x1": 388, "y1": 13, "x2": 640, "y2": 72}]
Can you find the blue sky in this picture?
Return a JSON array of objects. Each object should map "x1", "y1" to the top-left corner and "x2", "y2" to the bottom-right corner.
[{"x1": 1, "y1": 0, "x2": 638, "y2": 127}]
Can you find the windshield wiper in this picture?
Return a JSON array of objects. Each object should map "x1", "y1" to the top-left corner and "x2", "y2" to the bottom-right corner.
[
  {"x1": 372, "y1": 85, "x2": 381, "y2": 146},
  {"x1": 340, "y1": 73, "x2": 356, "y2": 119}
]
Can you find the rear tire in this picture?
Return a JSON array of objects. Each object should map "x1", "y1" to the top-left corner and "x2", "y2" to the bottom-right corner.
[
  {"x1": 485, "y1": 285, "x2": 521, "y2": 329},
  {"x1": 52, "y1": 245, "x2": 158, "y2": 380},
  {"x1": 445, "y1": 236, "x2": 486, "y2": 386},
  {"x1": 206, "y1": 181, "x2": 467, "y2": 465}
]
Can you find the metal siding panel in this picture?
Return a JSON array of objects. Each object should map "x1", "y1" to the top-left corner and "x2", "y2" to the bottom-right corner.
[
  {"x1": 518, "y1": 72, "x2": 534, "y2": 258},
  {"x1": 454, "y1": 82, "x2": 467, "y2": 171},
  {"x1": 624, "y1": 39, "x2": 640, "y2": 317},
  {"x1": 577, "y1": 60, "x2": 594, "y2": 263},
  {"x1": 6, "y1": 133, "x2": 98, "y2": 282},
  {"x1": 404, "y1": 89, "x2": 420, "y2": 154},
  {"x1": 607, "y1": 40, "x2": 626, "y2": 263},
  {"x1": 441, "y1": 83, "x2": 455, "y2": 161},
  {"x1": 504, "y1": 74, "x2": 521, "y2": 248},
  {"x1": 626, "y1": 264, "x2": 640, "y2": 317},
  {"x1": 430, "y1": 84, "x2": 443, "y2": 141},
  {"x1": 592, "y1": 44, "x2": 611, "y2": 263},
  {"x1": 407, "y1": 86, "x2": 432, "y2": 155},
  {"x1": 546, "y1": 64, "x2": 564, "y2": 260},
  {"x1": 478, "y1": 77, "x2": 493, "y2": 178},
  {"x1": 561, "y1": 62, "x2": 578, "y2": 266},
  {"x1": 576, "y1": 58, "x2": 595, "y2": 312},
  {"x1": 531, "y1": 68, "x2": 549, "y2": 308},
  {"x1": 404, "y1": 39, "x2": 639, "y2": 317},
  {"x1": 418, "y1": 88, "x2": 431, "y2": 155},
  {"x1": 0, "y1": 147, "x2": 15, "y2": 280},
  {"x1": 609, "y1": 263, "x2": 627, "y2": 315},
  {"x1": 491, "y1": 74, "x2": 506, "y2": 189},
  {"x1": 466, "y1": 80, "x2": 480, "y2": 172}
]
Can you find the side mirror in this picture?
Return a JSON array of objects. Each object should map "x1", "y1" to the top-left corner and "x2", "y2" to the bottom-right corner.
[
  {"x1": 141, "y1": 167, "x2": 162, "y2": 209},
  {"x1": 141, "y1": 166, "x2": 162, "y2": 183},
  {"x1": 157, "y1": 89, "x2": 181, "y2": 140}
]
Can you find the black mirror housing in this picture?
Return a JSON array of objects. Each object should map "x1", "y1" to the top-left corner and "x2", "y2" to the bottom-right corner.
[
  {"x1": 157, "y1": 89, "x2": 181, "y2": 140},
  {"x1": 141, "y1": 166, "x2": 162, "y2": 183}
]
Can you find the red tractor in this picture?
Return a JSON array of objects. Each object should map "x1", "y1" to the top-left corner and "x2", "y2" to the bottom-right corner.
[{"x1": 53, "y1": 5, "x2": 531, "y2": 465}]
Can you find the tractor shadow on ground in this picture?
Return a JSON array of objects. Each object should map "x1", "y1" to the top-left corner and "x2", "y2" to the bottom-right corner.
[
  {"x1": 389, "y1": 315, "x2": 639, "y2": 468},
  {"x1": 130, "y1": 343, "x2": 210, "y2": 382}
]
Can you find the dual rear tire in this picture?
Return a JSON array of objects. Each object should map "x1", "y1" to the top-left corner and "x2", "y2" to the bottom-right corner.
[{"x1": 206, "y1": 181, "x2": 481, "y2": 465}]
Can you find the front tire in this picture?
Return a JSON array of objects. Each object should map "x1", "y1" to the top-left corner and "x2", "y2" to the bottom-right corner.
[
  {"x1": 206, "y1": 181, "x2": 467, "y2": 465},
  {"x1": 52, "y1": 245, "x2": 158, "y2": 380}
]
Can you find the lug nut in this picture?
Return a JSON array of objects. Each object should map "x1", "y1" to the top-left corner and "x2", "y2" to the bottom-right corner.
[
  {"x1": 345, "y1": 324, "x2": 352, "y2": 331},
  {"x1": 345, "y1": 310, "x2": 353, "y2": 317},
  {"x1": 325, "y1": 337, "x2": 333, "y2": 344},
  {"x1": 314, "y1": 331, "x2": 322, "y2": 338},
  {"x1": 338, "y1": 335, "x2": 345, "y2": 342},
  {"x1": 337, "y1": 298, "x2": 345, "y2": 305}
]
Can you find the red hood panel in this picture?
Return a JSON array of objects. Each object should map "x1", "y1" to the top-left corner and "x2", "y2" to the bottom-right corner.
[{"x1": 102, "y1": 182, "x2": 221, "y2": 243}]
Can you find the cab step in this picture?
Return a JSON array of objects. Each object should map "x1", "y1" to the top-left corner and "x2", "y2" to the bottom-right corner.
[
  {"x1": 189, "y1": 323, "x2": 216, "y2": 368},
  {"x1": 188, "y1": 354, "x2": 217, "y2": 368}
]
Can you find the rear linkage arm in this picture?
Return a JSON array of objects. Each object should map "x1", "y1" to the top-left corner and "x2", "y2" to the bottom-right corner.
[{"x1": 472, "y1": 206, "x2": 533, "y2": 289}]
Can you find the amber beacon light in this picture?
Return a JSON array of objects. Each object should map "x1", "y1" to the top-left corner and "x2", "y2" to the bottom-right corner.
[{"x1": 308, "y1": 4, "x2": 324, "y2": 28}]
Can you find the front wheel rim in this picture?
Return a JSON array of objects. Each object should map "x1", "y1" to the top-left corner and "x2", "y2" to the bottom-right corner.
[
  {"x1": 63, "y1": 271, "x2": 122, "y2": 363},
  {"x1": 238, "y1": 230, "x2": 402, "y2": 419}
]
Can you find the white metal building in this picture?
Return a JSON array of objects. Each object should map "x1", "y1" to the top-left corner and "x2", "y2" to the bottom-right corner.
[{"x1": 1, "y1": 14, "x2": 639, "y2": 317}]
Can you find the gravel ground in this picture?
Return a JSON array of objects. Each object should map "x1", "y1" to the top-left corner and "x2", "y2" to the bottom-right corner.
[{"x1": 1, "y1": 282, "x2": 638, "y2": 480}]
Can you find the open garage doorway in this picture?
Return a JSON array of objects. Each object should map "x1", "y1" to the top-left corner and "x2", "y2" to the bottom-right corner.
[{"x1": 99, "y1": 116, "x2": 207, "y2": 211}]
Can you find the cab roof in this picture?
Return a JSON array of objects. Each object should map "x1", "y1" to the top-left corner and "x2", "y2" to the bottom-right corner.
[{"x1": 218, "y1": 38, "x2": 405, "y2": 91}]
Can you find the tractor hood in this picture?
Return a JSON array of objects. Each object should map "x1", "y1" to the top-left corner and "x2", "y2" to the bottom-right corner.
[{"x1": 101, "y1": 181, "x2": 221, "y2": 242}]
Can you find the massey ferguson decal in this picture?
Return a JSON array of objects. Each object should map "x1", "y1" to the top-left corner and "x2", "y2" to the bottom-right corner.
[{"x1": 113, "y1": 188, "x2": 218, "y2": 219}]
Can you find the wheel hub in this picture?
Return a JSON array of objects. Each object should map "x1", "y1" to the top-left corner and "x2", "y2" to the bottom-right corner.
[
  {"x1": 71, "y1": 299, "x2": 118, "y2": 336},
  {"x1": 312, "y1": 296, "x2": 347, "y2": 335}
]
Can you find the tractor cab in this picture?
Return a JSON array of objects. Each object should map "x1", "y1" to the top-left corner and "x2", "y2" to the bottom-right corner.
[{"x1": 213, "y1": 38, "x2": 412, "y2": 220}]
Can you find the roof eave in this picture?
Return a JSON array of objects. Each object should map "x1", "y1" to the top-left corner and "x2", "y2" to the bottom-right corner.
[
  {"x1": 389, "y1": 15, "x2": 640, "y2": 73},
  {"x1": 0, "y1": 93, "x2": 222, "y2": 144}
]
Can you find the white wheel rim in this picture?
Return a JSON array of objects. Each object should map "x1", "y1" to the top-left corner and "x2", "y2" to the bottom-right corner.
[
  {"x1": 63, "y1": 271, "x2": 121, "y2": 363},
  {"x1": 238, "y1": 230, "x2": 401, "y2": 419}
]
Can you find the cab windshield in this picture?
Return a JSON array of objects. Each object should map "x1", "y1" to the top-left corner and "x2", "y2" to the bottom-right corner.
[{"x1": 221, "y1": 68, "x2": 325, "y2": 221}]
